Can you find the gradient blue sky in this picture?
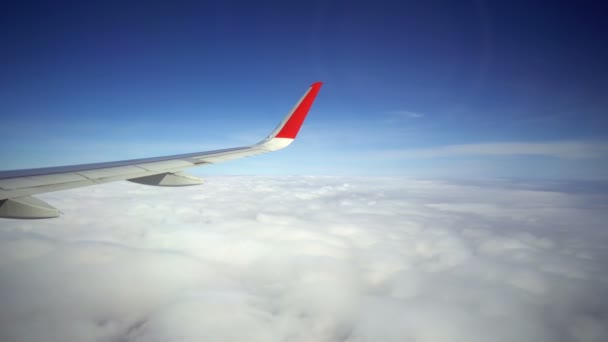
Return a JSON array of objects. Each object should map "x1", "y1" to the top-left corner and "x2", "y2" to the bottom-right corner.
[{"x1": 1, "y1": 1, "x2": 607, "y2": 179}]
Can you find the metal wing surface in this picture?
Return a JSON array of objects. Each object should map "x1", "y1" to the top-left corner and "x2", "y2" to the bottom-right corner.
[{"x1": 0, "y1": 82, "x2": 323, "y2": 219}]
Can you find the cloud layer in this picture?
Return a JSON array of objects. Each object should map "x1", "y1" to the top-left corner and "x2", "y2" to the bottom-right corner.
[{"x1": 1, "y1": 177, "x2": 607, "y2": 342}]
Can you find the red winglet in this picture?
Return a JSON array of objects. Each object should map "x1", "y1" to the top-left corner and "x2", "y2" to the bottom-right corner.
[{"x1": 275, "y1": 82, "x2": 323, "y2": 139}]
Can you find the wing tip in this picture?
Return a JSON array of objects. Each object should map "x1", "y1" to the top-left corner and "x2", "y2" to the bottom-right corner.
[{"x1": 274, "y1": 82, "x2": 323, "y2": 139}]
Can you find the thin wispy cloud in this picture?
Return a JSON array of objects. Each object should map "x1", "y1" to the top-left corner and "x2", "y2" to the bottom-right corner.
[
  {"x1": 389, "y1": 110, "x2": 425, "y2": 119},
  {"x1": 378, "y1": 141, "x2": 608, "y2": 160}
]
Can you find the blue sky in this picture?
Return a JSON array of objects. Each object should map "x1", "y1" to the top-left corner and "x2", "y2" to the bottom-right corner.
[{"x1": 1, "y1": 1, "x2": 607, "y2": 179}]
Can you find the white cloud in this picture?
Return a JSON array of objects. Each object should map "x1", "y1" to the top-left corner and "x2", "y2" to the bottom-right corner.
[
  {"x1": 379, "y1": 141, "x2": 608, "y2": 159},
  {"x1": 1, "y1": 177, "x2": 607, "y2": 342},
  {"x1": 389, "y1": 110, "x2": 425, "y2": 119}
]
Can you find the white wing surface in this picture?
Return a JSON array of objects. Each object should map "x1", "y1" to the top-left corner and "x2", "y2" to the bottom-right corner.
[{"x1": 0, "y1": 82, "x2": 323, "y2": 219}]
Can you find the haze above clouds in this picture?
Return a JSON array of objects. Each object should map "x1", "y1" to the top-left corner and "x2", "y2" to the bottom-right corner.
[
  {"x1": 380, "y1": 141, "x2": 608, "y2": 160},
  {"x1": 1, "y1": 177, "x2": 607, "y2": 342}
]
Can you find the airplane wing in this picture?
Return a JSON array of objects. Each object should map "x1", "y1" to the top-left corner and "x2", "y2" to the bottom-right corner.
[{"x1": 0, "y1": 82, "x2": 323, "y2": 219}]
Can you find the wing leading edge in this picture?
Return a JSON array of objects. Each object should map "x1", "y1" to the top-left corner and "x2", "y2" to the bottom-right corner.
[{"x1": 0, "y1": 82, "x2": 323, "y2": 219}]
